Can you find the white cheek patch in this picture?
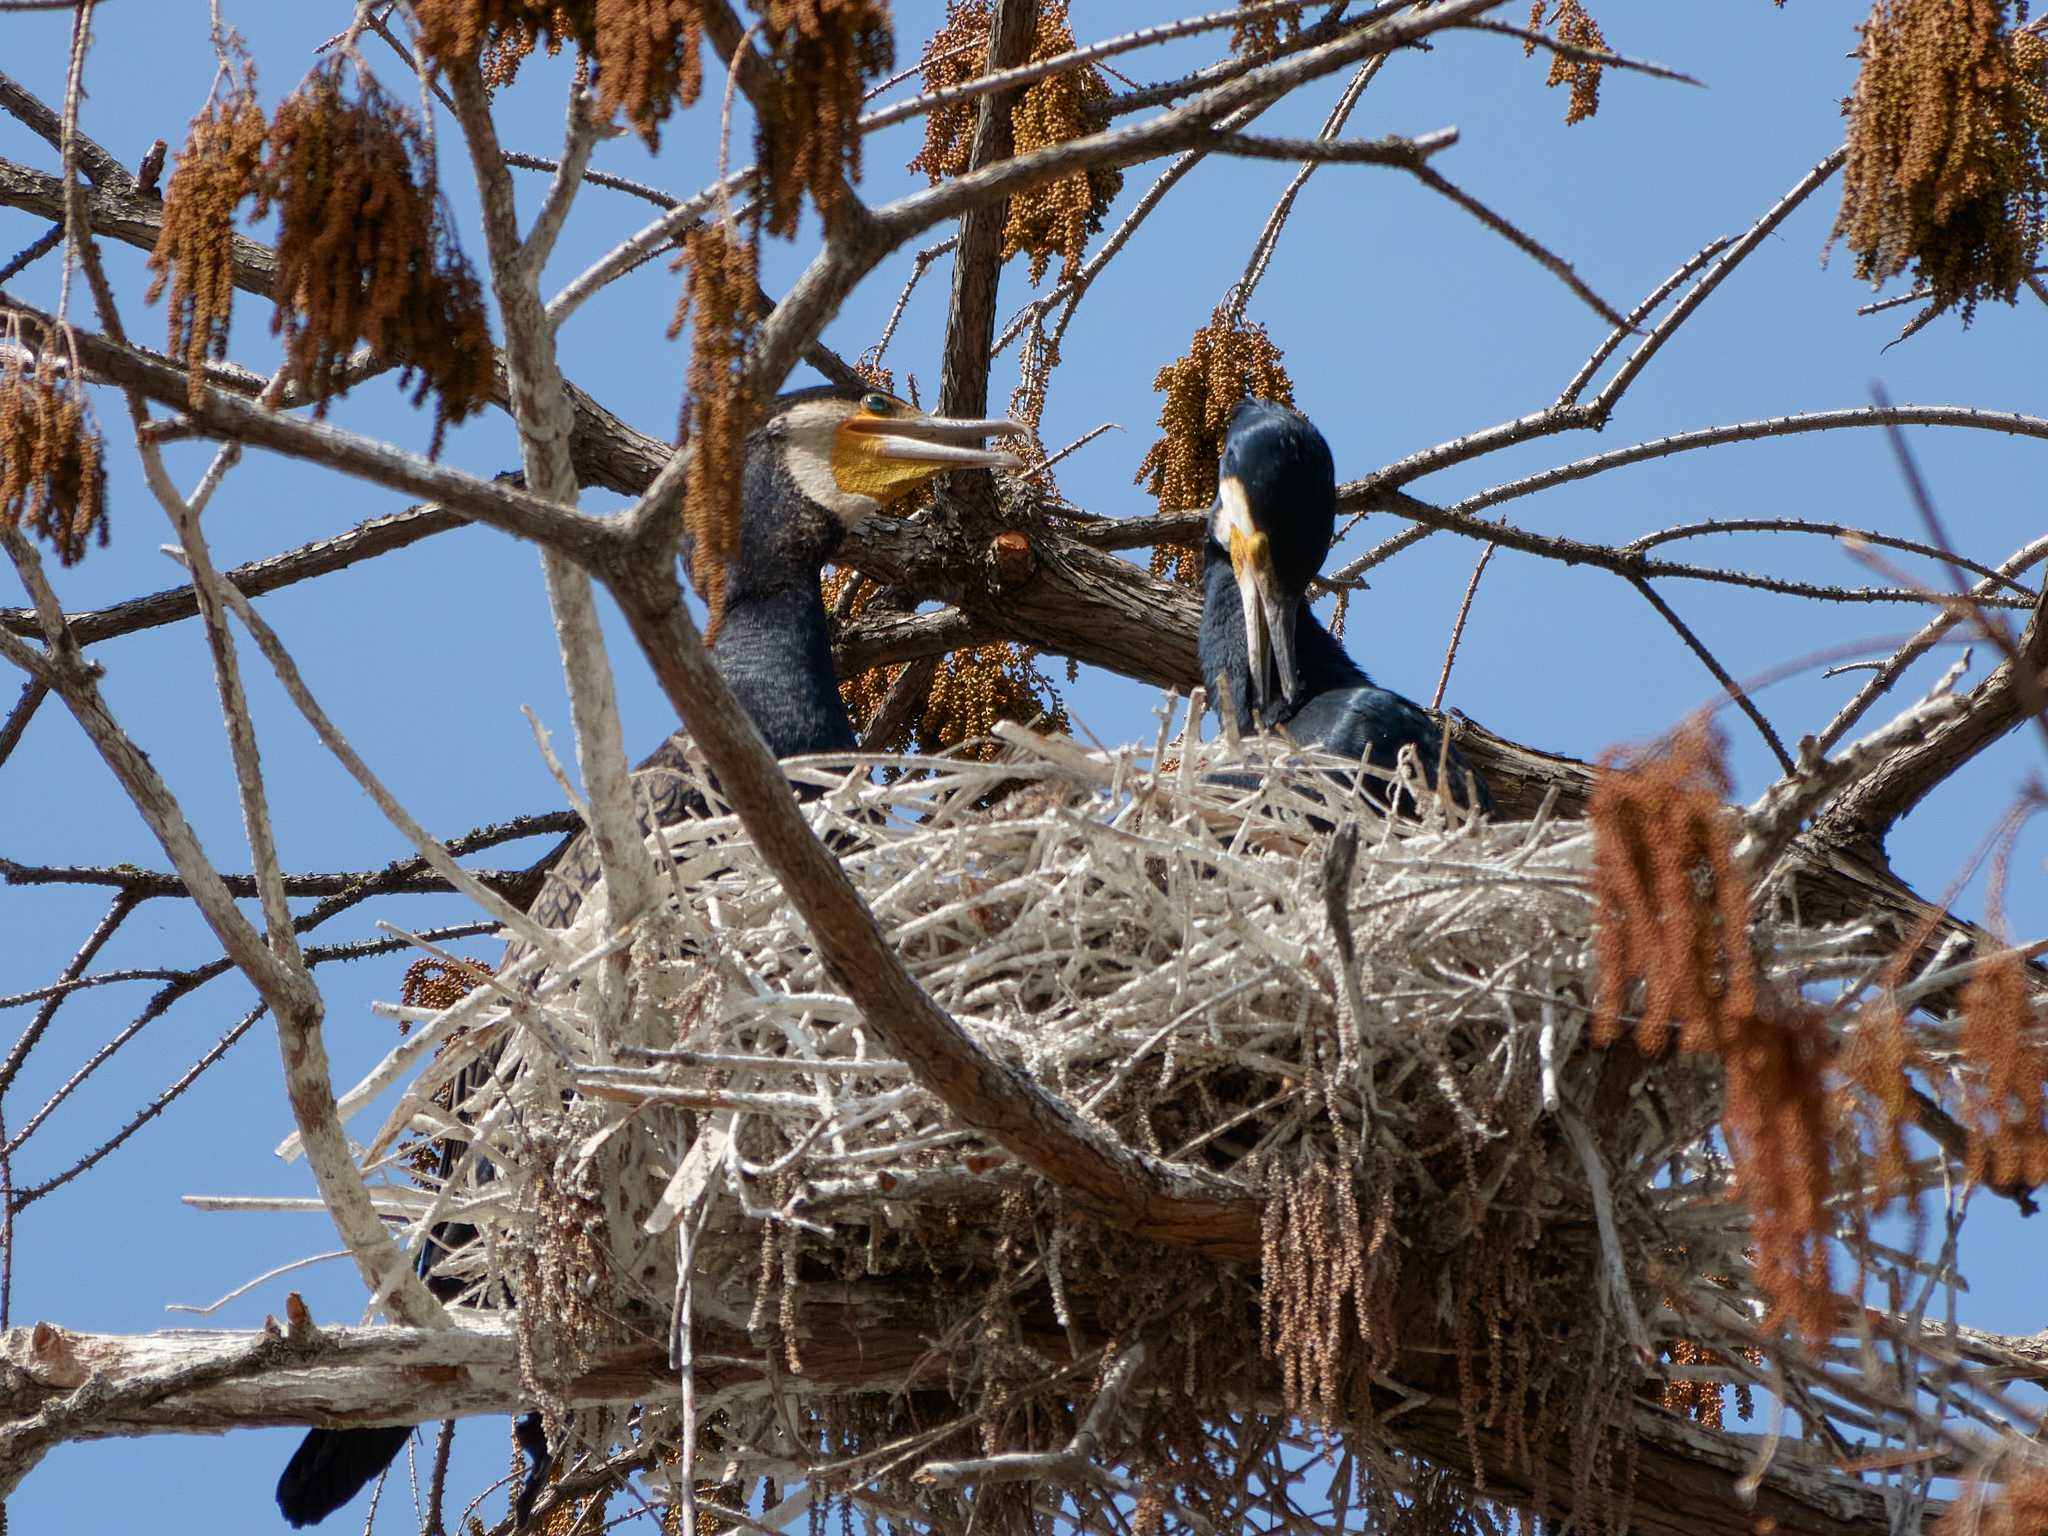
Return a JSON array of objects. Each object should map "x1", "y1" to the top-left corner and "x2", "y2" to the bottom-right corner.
[{"x1": 1213, "y1": 475, "x2": 1256, "y2": 550}]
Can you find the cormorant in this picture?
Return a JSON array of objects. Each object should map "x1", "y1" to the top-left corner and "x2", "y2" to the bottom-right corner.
[
  {"x1": 1198, "y1": 398, "x2": 1491, "y2": 814},
  {"x1": 275, "y1": 385, "x2": 1025, "y2": 1529}
]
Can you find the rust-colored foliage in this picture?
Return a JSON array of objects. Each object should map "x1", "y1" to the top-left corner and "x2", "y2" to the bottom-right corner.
[
  {"x1": 1588, "y1": 721, "x2": 1835, "y2": 1342},
  {"x1": 670, "y1": 223, "x2": 766, "y2": 644},
  {"x1": 1133, "y1": 305, "x2": 1295, "y2": 585},
  {"x1": 266, "y1": 63, "x2": 495, "y2": 455},
  {"x1": 146, "y1": 61, "x2": 492, "y2": 453},
  {"x1": 908, "y1": 1, "x2": 1122, "y2": 283},
  {"x1": 1230, "y1": 2, "x2": 1304, "y2": 56},
  {"x1": 1831, "y1": 0, "x2": 2048, "y2": 323},
  {"x1": 1957, "y1": 952, "x2": 2048, "y2": 1190},
  {"x1": 1936, "y1": 1467, "x2": 2048, "y2": 1536},
  {"x1": 0, "y1": 325, "x2": 108, "y2": 567},
  {"x1": 752, "y1": 0, "x2": 894, "y2": 237},
  {"x1": 415, "y1": 1, "x2": 707, "y2": 145},
  {"x1": 145, "y1": 64, "x2": 268, "y2": 402},
  {"x1": 822, "y1": 567, "x2": 1070, "y2": 758},
  {"x1": 1526, "y1": 0, "x2": 1608, "y2": 125},
  {"x1": 1836, "y1": 998, "x2": 1916, "y2": 1207},
  {"x1": 1588, "y1": 720, "x2": 1752, "y2": 1052}
]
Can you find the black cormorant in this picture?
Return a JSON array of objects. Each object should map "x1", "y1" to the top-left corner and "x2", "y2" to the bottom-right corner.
[
  {"x1": 1198, "y1": 399, "x2": 1491, "y2": 814},
  {"x1": 275, "y1": 385, "x2": 1025, "y2": 1529}
]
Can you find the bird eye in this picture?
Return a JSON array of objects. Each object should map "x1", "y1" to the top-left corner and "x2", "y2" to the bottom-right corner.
[{"x1": 861, "y1": 392, "x2": 896, "y2": 416}]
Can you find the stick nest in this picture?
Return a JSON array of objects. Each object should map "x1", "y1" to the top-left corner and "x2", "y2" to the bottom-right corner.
[{"x1": 329, "y1": 718, "x2": 1982, "y2": 1532}]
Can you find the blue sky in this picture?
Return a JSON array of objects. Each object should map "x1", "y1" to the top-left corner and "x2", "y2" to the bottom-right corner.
[{"x1": 2, "y1": 3, "x2": 2044, "y2": 1530}]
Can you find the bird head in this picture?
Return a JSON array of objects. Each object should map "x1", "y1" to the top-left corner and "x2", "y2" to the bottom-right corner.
[
  {"x1": 764, "y1": 386, "x2": 1028, "y2": 527},
  {"x1": 1207, "y1": 399, "x2": 1337, "y2": 720}
]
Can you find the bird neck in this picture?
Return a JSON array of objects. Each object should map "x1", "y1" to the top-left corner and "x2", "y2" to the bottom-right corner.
[
  {"x1": 712, "y1": 577, "x2": 856, "y2": 758},
  {"x1": 1198, "y1": 546, "x2": 1371, "y2": 732}
]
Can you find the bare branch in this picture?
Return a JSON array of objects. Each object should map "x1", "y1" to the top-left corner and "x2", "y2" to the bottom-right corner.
[{"x1": 1627, "y1": 575, "x2": 1794, "y2": 773}]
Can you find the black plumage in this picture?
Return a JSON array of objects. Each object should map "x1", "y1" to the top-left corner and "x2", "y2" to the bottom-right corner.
[
  {"x1": 1198, "y1": 399, "x2": 1491, "y2": 814},
  {"x1": 276, "y1": 386, "x2": 1022, "y2": 1528}
]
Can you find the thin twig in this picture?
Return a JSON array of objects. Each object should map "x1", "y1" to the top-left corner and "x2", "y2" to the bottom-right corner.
[
  {"x1": 1430, "y1": 543, "x2": 1494, "y2": 712},
  {"x1": 1628, "y1": 574, "x2": 1794, "y2": 772}
]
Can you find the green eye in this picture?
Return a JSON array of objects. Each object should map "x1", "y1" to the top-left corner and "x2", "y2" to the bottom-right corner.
[{"x1": 861, "y1": 392, "x2": 896, "y2": 416}]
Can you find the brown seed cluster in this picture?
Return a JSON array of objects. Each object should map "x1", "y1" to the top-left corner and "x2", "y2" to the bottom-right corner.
[
  {"x1": 0, "y1": 325, "x2": 108, "y2": 567},
  {"x1": 1957, "y1": 952, "x2": 2048, "y2": 1190},
  {"x1": 906, "y1": 0, "x2": 991, "y2": 181},
  {"x1": 1659, "y1": 1338, "x2": 1754, "y2": 1429},
  {"x1": 915, "y1": 639, "x2": 1070, "y2": 759},
  {"x1": 752, "y1": 0, "x2": 895, "y2": 237},
  {"x1": 399, "y1": 956, "x2": 486, "y2": 1017},
  {"x1": 1526, "y1": 0, "x2": 1607, "y2": 125},
  {"x1": 1230, "y1": 1, "x2": 1304, "y2": 56},
  {"x1": 147, "y1": 61, "x2": 495, "y2": 457},
  {"x1": 262, "y1": 66, "x2": 495, "y2": 455},
  {"x1": 1258, "y1": 1156, "x2": 1399, "y2": 1426},
  {"x1": 415, "y1": 1, "x2": 707, "y2": 146},
  {"x1": 908, "y1": 1, "x2": 1122, "y2": 284},
  {"x1": 671, "y1": 223, "x2": 767, "y2": 643},
  {"x1": 823, "y1": 568, "x2": 1071, "y2": 757},
  {"x1": 1133, "y1": 306, "x2": 1295, "y2": 585},
  {"x1": 1588, "y1": 720, "x2": 1835, "y2": 1342},
  {"x1": 144, "y1": 65, "x2": 267, "y2": 402},
  {"x1": 510, "y1": 1116, "x2": 615, "y2": 1436},
  {"x1": 1003, "y1": 4, "x2": 1122, "y2": 284},
  {"x1": 1831, "y1": 0, "x2": 2048, "y2": 323}
]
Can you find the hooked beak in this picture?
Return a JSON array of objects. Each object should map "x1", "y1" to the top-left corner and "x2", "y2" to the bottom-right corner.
[
  {"x1": 1217, "y1": 476, "x2": 1300, "y2": 720},
  {"x1": 842, "y1": 411, "x2": 1030, "y2": 471}
]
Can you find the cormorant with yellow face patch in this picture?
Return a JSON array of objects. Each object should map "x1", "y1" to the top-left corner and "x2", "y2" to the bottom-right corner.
[
  {"x1": 275, "y1": 386, "x2": 1025, "y2": 1529},
  {"x1": 1201, "y1": 399, "x2": 1490, "y2": 814}
]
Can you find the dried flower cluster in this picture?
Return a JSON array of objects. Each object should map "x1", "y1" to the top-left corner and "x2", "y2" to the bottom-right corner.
[
  {"x1": 671, "y1": 223, "x2": 767, "y2": 642},
  {"x1": 143, "y1": 66, "x2": 267, "y2": 401},
  {"x1": 398, "y1": 955, "x2": 485, "y2": 1018},
  {"x1": 1659, "y1": 1338, "x2": 1754, "y2": 1428},
  {"x1": 1956, "y1": 953, "x2": 2048, "y2": 1190},
  {"x1": 1588, "y1": 721, "x2": 1834, "y2": 1341},
  {"x1": 1133, "y1": 306, "x2": 1295, "y2": 584},
  {"x1": 1836, "y1": 996, "x2": 1916, "y2": 1206},
  {"x1": 821, "y1": 567, "x2": 1071, "y2": 756},
  {"x1": 908, "y1": 1, "x2": 1122, "y2": 283},
  {"x1": 752, "y1": 0, "x2": 894, "y2": 236},
  {"x1": 147, "y1": 61, "x2": 494, "y2": 456},
  {"x1": 510, "y1": 1111, "x2": 616, "y2": 1437},
  {"x1": 1937, "y1": 1466, "x2": 2048, "y2": 1536},
  {"x1": 0, "y1": 323, "x2": 108, "y2": 567},
  {"x1": 905, "y1": 0, "x2": 992, "y2": 180},
  {"x1": 1831, "y1": 0, "x2": 2048, "y2": 323},
  {"x1": 1258, "y1": 1155, "x2": 1399, "y2": 1426},
  {"x1": 1230, "y1": 1, "x2": 1304, "y2": 55},
  {"x1": 1003, "y1": 4, "x2": 1122, "y2": 283},
  {"x1": 913, "y1": 638, "x2": 1070, "y2": 758},
  {"x1": 415, "y1": 1, "x2": 707, "y2": 145},
  {"x1": 1526, "y1": 0, "x2": 1608, "y2": 125}
]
